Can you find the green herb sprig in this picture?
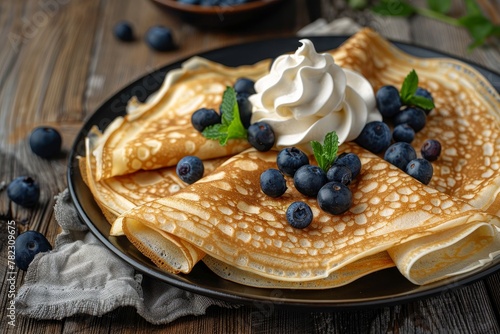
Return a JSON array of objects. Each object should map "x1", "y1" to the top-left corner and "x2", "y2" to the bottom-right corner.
[
  {"x1": 202, "y1": 87, "x2": 247, "y2": 146},
  {"x1": 399, "y1": 69, "x2": 435, "y2": 111},
  {"x1": 371, "y1": 0, "x2": 500, "y2": 50},
  {"x1": 311, "y1": 131, "x2": 339, "y2": 172}
]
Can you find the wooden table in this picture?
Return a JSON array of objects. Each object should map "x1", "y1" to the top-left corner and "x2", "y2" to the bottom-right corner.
[{"x1": 1, "y1": 0, "x2": 500, "y2": 332}]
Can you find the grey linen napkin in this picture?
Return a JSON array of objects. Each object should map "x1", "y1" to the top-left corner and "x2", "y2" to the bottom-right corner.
[{"x1": 15, "y1": 189, "x2": 236, "y2": 325}]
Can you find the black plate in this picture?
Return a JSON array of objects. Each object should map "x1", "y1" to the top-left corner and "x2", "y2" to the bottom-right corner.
[{"x1": 67, "y1": 36, "x2": 500, "y2": 309}]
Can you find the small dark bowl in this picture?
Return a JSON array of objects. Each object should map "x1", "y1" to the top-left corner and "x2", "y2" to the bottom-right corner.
[{"x1": 151, "y1": 0, "x2": 285, "y2": 28}]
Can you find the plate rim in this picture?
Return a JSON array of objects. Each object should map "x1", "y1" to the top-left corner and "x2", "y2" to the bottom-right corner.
[{"x1": 67, "y1": 35, "x2": 500, "y2": 309}]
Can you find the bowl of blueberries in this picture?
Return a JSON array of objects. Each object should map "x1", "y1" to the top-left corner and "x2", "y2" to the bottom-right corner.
[{"x1": 151, "y1": 0, "x2": 285, "y2": 27}]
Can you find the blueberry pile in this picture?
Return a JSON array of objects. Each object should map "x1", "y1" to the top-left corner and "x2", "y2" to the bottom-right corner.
[
  {"x1": 355, "y1": 83, "x2": 441, "y2": 185},
  {"x1": 260, "y1": 148, "x2": 362, "y2": 229}
]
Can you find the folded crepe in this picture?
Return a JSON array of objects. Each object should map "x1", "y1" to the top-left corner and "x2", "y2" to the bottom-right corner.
[
  {"x1": 79, "y1": 128, "x2": 226, "y2": 231},
  {"x1": 115, "y1": 146, "x2": 500, "y2": 286},
  {"x1": 85, "y1": 28, "x2": 500, "y2": 288},
  {"x1": 90, "y1": 56, "x2": 271, "y2": 181}
]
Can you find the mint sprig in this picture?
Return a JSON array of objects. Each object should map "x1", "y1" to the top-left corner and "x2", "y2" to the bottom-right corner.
[
  {"x1": 202, "y1": 87, "x2": 247, "y2": 146},
  {"x1": 371, "y1": 0, "x2": 500, "y2": 50},
  {"x1": 399, "y1": 69, "x2": 435, "y2": 111},
  {"x1": 311, "y1": 131, "x2": 339, "y2": 172}
]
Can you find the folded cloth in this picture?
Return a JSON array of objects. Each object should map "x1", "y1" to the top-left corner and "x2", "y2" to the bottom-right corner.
[{"x1": 15, "y1": 189, "x2": 237, "y2": 325}]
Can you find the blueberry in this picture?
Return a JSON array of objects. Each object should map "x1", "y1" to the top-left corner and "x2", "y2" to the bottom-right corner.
[
  {"x1": 326, "y1": 164, "x2": 352, "y2": 185},
  {"x1": 286, "y1": 201, "x2": 313, "y2": 229},
  {"x1": 334, "y1": 152, "x2": 362, "y2": 178},
  {"x1": 384, "y1": 142, "x2": 417, "y2": 170},
  {"x1": 376, "y1": 85, "x2": 402, "y2": 118},
  {"x1": 406, "y1": 158, "x2": 433, "y2": 185},
  {"x1": 145, "y1": 26, "x2": 175, "y2": 51},
  {"x1": 233, "y1": 78, "x2": 256, "y2": 95},
  {"x1": 247, "y1": 122, "x2": 275, "y2": 152},
  {"x1": 176, "y1": 156, "x2": 204, "y2": 184},
  {"x1": 392, "y1": 123, "x2": 415, "y2": 143},
  {"x1": 393, "y1": 107, "x2": 426, "y2": 132},
  {"x1": 178, "y1": 0, "x2": 199, "y2": 4},
  {"x1": 415, "y1": 87, "x2": 434, "y2": 114},
  {"x1": 191, "y1": 108, "x2": 221, "y2": 132},
  {"x1": 293, "y1": 165, "x2": 327, "y2": 197},
  {"x1": 15, "y1": 230, "x2": 52, "y2": 271},
  {"x1": 317, "y1": 181, "x2": 353, "y2": 215},
  {"x1": 29, "y1": 126, "x2": 62, "y2": 159},
  {"x1": 236, "y1": 93, "x2": 253, "y2": 129},
  {"x1": 113, "y1": 21, "x2": 134, "y2": 41},
  {"x1": 355, "y1": 121, "x2": 392, "y2": 154},
  {"x1": 276, "y1": 147, "x2": 309, "y2": 177},
  {"x1": 260, "y1": 169, "x2": 287, "y2": 198},
  {"x1": 421, "y1": 139, "x2": 441, "y2": 161},
  {"x1": 7, "y1": 176, "x2": 40, "y2": 208}
]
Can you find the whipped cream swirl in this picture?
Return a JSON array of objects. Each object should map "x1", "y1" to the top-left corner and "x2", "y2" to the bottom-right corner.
[{"x1": 249, "y1": 39, "x2": 382, "y2": 151}]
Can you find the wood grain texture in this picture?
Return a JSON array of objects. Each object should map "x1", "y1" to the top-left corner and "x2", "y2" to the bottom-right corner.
[{"x1": 1, "y1": 0, "x2": 500, "y2": 333}]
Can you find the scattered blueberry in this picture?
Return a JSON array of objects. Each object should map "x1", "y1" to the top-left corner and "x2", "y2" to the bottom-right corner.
[
  {"x1": 176, "y1": 156, "x2": 204, "y2": 184},
  {"x1": 393, "y1": 107, "x2": 427, "y2": 132},
  {"x1": 406, "y1": 158, "x2": 433, "y2": 185},
  {"x1": 355, "y1": 121, "x2": 392, "y2": 154},
  {"x1": 415, "y1": 87, "x2": 434, "y2": 114},
  {"x1": 260, "y1": 169, "x2": 287, "y2": 198},
  {"x1": 286, "y1": 201, "x2": 313, "y2": 229},
  {"x1": 15, "y1": 230, "x2": 52, "y2": 271},
  {"x1": 247, "y1": 122, "x2": 275, "y2": 152},
  {"x1": 384, "y1": 142, "x2": 417, "y2": 170},
  {"x1": 145, "y1": 26, "x2": 175, "y2": 51},
  {"x1": 191, "y1": 108, "x2": 221, "y2": 132},
  {"x1": 276, "y1": 147, "x2": 309, "y2": 177},
  {"x1": 113, "y1": 21, "x2": 134, "y2": 41},
  {"x1": 293, "y1": 165, "x2": 327, "y2": 197},
  {"x1": 7, "y1": 176, "x2": 40, "y2": 208},
  {"x1": 326, "y1": 164, "x2": 352, "y2": 185},
  {"x1": 392, "y1": 123, "x2": 415, "y2": 143},
  {"x1": 376, "y1": 85, "x2": 402, "y2": 118},
  {"x1": 236, "y1": 93, "x2": 253, "y2": 129},
  {"x1": 334, "y1": 152, "x2": 362, "y2": 178},
  {"x1": 233, "y1": 78, "x2": 256, "y2": 95},
  {"x1": 29, "y1": 126, "x2": 62, "y2": 159},
  {"x1": 421, "y1": 139, "x2": 441, "y2": 161},
  {"x1": 317, "y1": 181, "x2": 353, "y2": 215}
]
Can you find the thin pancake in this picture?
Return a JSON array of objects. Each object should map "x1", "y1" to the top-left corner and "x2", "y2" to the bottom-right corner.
[
  {"x1": 116, "y1": 146, "x2": 500, "y2": 285},
  {"x1": 91, "y1": 57, "x2": 271, "y2": 181}
]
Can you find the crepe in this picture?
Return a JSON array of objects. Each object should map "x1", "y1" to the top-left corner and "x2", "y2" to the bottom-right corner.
[
  {"x1": 91, "y1": 28, "x2": 500, "y2": 288},
  {"x1": 90, "y1": 56, "x2": 271, "y2": 181},
  {"x1": 116, "y1": 146, "x2": 500, "y2": 285},
  {"x1": 80, "y1": 127, "x2": 227, "y2": 230}
]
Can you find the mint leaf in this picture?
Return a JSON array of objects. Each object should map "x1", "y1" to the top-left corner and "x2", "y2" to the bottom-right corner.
[
  {"x1": 427, "y1": 0, "x2": 451, "y2": 14},
  {"x1": 311, "y1": 131, "x2": 339, "y2": 172},
  {"x1": 399, "y1": 69, "x2": 435, "y2": 110},
  {"x1": 407, "y1": 95, "x2": 435, "y2": 111},
  {"x1": 202, "y1": 87, "x2": 247, "y2": 146},
  {"x1": 399, "y1": 69, "x2": 419, "y2": 103},
  {"x1": 371, "y1": 0, "x2": 415, "y2": 17}
]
